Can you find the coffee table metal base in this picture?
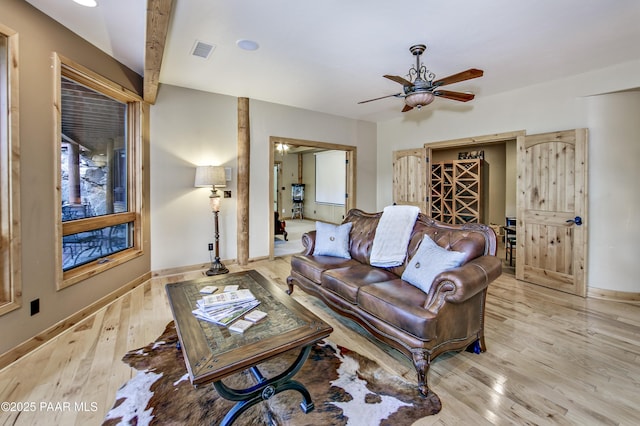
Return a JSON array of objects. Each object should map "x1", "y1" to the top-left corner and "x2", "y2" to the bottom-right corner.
[{"x1": 214, "y1": 344, "x2": 315, "y2": 426}]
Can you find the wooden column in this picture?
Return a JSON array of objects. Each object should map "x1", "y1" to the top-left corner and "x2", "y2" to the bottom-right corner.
[{"x1": 237, "y1": 98, "x2": 250, "y2": 265}]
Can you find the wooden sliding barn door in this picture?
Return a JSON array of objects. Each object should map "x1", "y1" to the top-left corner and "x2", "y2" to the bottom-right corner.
[
  {"x1": 517, "y1": 129, "x2": 588, "y2": 296},
  {"x1": 392, "y1": 148, "x2": 427, "y2": 212}
]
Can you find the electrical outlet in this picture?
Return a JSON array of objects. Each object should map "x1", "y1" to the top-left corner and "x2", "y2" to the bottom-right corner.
[
  {"x1": 30, "y1": 299, "x2": 40, "y2": 316},
  {"x1": 208, "y1": 243, "x2": 214, "y2": 251}
]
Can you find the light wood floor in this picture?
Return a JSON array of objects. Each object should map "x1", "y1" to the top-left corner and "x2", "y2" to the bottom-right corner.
[{"x1": 1, "y1": 257, "x2": 639, "y2": 425}]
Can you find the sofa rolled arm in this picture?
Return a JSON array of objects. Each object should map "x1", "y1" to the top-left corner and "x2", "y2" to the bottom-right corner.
[
  {"x1": 425, "y1": 255, "x2": 502, "y2": 311},
  {"x1": 300, "y1": 230, "x2": 317, "y2": 255}
]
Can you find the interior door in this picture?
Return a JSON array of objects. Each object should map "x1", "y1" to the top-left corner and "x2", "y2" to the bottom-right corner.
[
  {"x1": 392, "y1": 148, "x2": 427, "y2": 212},
  {"x1": 517, "y1": 129, "x2": 588, "y2": 296}
]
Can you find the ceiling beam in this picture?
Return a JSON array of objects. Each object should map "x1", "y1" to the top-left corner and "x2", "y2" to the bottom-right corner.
[{"x1": 144, "y1": 0, "x2": 174, "y2": 104}]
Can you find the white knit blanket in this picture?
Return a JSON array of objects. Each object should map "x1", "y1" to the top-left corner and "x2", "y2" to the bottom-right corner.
[{"x1": 370, "y1": 205, "x2": 420, "y2": 267}]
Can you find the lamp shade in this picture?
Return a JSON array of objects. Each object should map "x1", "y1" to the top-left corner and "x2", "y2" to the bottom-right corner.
[
  {"x1": 405, "y1": 91, "x2": 435, "y2": 109},
  {"x1": 195, "y1": 166, "x2": 226, "y2": 188}
]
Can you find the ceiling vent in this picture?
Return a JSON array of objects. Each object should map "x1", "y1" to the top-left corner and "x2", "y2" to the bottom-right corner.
[{"x1": 191, "y1": 41, "x2": 215, "y2": 59}]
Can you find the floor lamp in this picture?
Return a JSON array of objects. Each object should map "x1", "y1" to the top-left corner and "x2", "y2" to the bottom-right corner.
[{"x1": 195, "y1": 165, "x2": 229, "y2": 275}]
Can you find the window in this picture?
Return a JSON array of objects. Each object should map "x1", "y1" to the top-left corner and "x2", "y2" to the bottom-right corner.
[
  {"x1": 55, "y1": 54, "x2": 143, "y2": 288},
  {"x1": 0, "y1": 24, "x2": 21, "y2": 316}
]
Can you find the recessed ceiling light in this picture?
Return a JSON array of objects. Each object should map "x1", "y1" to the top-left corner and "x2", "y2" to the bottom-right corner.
[
  {"x1": 73, "y1": 0, "x2": 98, "y2": 7},
  {"x1": 236, "y1": 39, "x2": 259, "y2": 51}
]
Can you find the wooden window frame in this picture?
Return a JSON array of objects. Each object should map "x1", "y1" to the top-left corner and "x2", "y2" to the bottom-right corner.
[
  {"x1": 53, "y1": 54, "x2": 143, "y2": 289},
  {"x1": 0, "y1": 24, "x2": 21, "y2": 316}
]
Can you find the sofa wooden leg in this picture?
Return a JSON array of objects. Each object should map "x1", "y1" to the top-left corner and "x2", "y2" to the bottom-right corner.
[
  {"x1": 478, "y1": 334, "x2": 487, "y2": 352},
  {"x1": 411, "y1": 350, "x2": 432, "y2": 397},
  {"x1": 285, "y1": 276, "x2": 295, "y2": 295}
]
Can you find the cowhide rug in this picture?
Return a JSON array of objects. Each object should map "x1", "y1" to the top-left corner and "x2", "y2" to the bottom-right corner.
[{"x1": 103, "y1": 322, "x2": 441, "y2": 425}]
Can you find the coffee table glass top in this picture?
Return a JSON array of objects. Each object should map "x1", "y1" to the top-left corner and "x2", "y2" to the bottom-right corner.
[{"x1": 165, "y1": 270, "x2": 332, "y2": 385}]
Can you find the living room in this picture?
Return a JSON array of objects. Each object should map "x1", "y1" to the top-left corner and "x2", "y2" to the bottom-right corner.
[{"x1": 1, "y1": 0, "x2": 640, "y2": 424}]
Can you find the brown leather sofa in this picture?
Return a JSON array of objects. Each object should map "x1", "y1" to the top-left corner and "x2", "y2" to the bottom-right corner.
[{"x1": 287, "y1": 209, "x2": 502, "y2": 398}]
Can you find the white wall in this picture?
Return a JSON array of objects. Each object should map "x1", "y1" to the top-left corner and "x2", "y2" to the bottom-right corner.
[
  {"x1": 150, "y1": 85, "x2": 238, "y2": 271},
  {"x1": 377, "y1": 60, "x2": 640, "y2": 292},
  {"x1": 150, "y1": 85, "x2": 377, "y2": 270},
  {"x1": 586, "y1": 90, "x2": 640, "y2": 292}
]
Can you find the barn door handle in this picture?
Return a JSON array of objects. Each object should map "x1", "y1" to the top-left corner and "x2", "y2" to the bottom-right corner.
[{"x1": 566, "y1": 216, "x2": 583, "y2": 226}]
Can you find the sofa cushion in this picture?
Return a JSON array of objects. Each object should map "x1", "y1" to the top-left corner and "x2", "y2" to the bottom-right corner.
[
  {"x1": 357, "y1": 279, "x2": 436, "y2": 340},
  {"x1": 322, "y1": 264, "x2": 398, "y2": 304},
  {"x1": 343, "y1": 211, "x2": 380, "y2": 264},
  {"x1": 290, "y1": 254, "x2": 358, "y2": 284},
  {"x1": 313, "y1": 221, "x2": 352, "y2": 258},
  {"x1": 401, "y1": 234, "x2": 466, "y2": 293}
]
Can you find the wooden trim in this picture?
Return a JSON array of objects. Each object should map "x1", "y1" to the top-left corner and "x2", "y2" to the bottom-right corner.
[
  {"x1": 272, "y1": 136, "x2": 359, "y2": 152},
  {"x1": 151, "y1": 258, "x2": 238, "y2": 278},
  {"x1": 0, "y1": 25, "x2": 21, "y2": 316},
  {"x1": 152, "y1": 256, "x2": 268, "y2": 280},
  {"x1": 587, "y1": 287, "x2": 640, "y2": 304},
  {"x1": 426, "y1": 130, "x2": 526, "y2": 149},
  {"x1": 56, "y1": 54, "x2": 142, "y2": 102},
  {"x1": 61, "y1": 248, "x2": 144, "y2": 288},
  {"x1": 574, "y1": 129, "x2": 588, "y2": 297},
  {"x1": 53, "y1": 54, "x2": 145, "y2": 290},
  {"x1": 0, "y1": 272, "x2": 152, "y2": 370},
  {"x1": 346, "y1": 149, "x2": 357, "y2": 211},
  {"x1": 268, "y1": 140, "x2": 275, "y2": 259},
  {"x1": 237, "y1": 97, "x2": 250, "y2": 266},
  {"x1": 144, "y1": 0, "x2": 174, "y2": 104},
  {"x1": 248, "y1": 255, "x2": 271, "y2": 263},
  {"x1": 53, "y1": 53, "x2": 64, "y2": 286},
  {"x1": 62, "y1": 212, "x2": 136, "y2": 235},
  {"x1": 151, "y1": 262, "x2": 211, "y2": 278},
  {"x1": 515, "y1": 133, "x2": 526, "y2": 280}
]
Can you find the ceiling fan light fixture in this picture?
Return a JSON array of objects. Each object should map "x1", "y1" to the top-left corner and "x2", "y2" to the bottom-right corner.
[
  {"x1": 405, "y1": 92, "x2": 435, "y2": 109},
  {"x1": 359, "y1": 44, "x2": 482, "y2": 112}
]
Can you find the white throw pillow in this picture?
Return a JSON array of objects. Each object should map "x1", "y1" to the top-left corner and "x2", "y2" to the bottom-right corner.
[
  {"x1": 401, "y1": 234, "x2": 466, "y2": 293},
  {"x1": 313, "y1": 221, "x2": 352, "y2": 259}
]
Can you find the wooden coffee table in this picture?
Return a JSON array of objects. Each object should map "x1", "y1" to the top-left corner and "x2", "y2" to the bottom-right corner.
[{"x1": 165, "y1": 270, "x2": 333, "y2": 425}]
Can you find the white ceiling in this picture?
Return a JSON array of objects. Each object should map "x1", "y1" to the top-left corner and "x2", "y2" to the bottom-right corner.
[{"x1": 26, "y1": 0, "x2": 640, "y2": 122}]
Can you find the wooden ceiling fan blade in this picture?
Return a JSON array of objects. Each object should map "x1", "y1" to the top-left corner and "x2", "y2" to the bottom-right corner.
[
  {"x1": 432, "y1": 69, "x2": 483, "y2": 87},
  {"x1": 402, "y1": 104, "x2": 414, "y2": 112},
  {"x1": 434, "y1": 90, "x2": 475, "y2": 102},
  {"x1": 384, "y1": 75, "x2": 413, "y2": 86},
  {"x1": 358, "y1": 93, "x2": 402, "y2": 104}
]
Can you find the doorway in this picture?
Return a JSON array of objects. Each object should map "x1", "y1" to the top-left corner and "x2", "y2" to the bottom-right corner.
[
  {"x1": 269, "y1": 136, "x2": 357, "y2": 259},
  {"x1": 424, "y1": 131, "x2": 524, "y2": 274}
]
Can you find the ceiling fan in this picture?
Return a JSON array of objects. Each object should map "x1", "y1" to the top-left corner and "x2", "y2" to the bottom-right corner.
[{"x1": 359, "y1": 44, "x2": 483, "y2": 112}]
